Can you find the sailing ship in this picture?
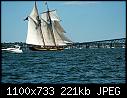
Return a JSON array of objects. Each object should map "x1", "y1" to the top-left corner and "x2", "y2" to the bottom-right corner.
[{"x1": 24, "y1": 1, "x2": 72, "y2": 51}]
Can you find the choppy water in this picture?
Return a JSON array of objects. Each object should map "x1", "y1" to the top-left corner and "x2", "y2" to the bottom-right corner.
[{"x1": 1, "y1": 45, "x2": 126, "y2": 84}]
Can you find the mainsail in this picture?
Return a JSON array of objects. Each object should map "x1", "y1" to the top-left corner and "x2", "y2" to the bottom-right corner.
[{"x1": 25, "y1": 1, "x2": 72, "y2": 49}]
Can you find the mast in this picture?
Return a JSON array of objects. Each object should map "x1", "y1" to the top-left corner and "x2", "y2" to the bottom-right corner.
[
  {"x1": 25, "y1": 1, "x2": 46, "y2": 46},
  {"x1": 45, "y1": 2, "x2": 57, "y2": 47},
  {"x1": 35, "y1": 1, "x2": 46, "y2": 47}
]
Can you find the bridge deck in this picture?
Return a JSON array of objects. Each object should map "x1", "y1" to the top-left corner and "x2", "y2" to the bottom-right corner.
[{"x1": 66, "y1": 38, "x2": 126, "y2": 49}]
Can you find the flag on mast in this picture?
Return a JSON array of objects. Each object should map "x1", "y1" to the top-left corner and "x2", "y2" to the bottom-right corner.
[{"x1": 24, "y1": 16, "x2": 28, "y2": 21}]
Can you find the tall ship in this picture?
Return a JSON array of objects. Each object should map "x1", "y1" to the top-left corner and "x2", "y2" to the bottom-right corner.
[{"x1": 24, "y1": 1, "x2": 72, "y2": 51}]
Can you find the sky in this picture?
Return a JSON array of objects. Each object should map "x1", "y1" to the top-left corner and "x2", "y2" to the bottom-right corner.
[{"x1": 1, "y1": 1, "x2": 126, "y2": 43}]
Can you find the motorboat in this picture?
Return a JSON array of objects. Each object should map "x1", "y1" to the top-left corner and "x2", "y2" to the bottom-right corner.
[{"x1": 2, "y1": 45, "x2": 23, "y2": 53}]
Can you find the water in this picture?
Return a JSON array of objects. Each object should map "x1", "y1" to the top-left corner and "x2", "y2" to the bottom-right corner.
[{"x1": 1, "y1": 45, "x2": 126, "y2": 84}]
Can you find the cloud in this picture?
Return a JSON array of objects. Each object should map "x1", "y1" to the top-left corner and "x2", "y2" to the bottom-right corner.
[{"x1": 63, "y1": 1, "x2": 100, "y2": 5}]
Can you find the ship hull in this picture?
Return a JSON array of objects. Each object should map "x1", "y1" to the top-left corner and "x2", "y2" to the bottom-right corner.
[{"x1": 29, "y1": 46, "x2": 64, "y2": 51}]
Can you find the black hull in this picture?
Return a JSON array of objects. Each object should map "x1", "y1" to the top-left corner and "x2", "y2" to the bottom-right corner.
[{"x1": 29, "y1": 46, "x2": 64, "y2": 51}]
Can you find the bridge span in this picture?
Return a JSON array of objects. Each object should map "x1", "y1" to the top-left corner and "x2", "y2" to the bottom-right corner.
[{"x1": 66, "y1": 38, "x2": 126, "y2": 49}]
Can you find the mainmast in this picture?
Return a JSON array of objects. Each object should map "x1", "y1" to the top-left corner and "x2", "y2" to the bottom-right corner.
[{"x1": 45, "y1": 2, "x2": 57, "y2": 47}]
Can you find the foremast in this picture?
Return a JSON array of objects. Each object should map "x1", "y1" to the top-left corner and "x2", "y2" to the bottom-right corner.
[
  {"x1": 35, "y1": 1, "x2": 46, "y2": 47},
  {"x1": 25, "y1": 1, "x2": 46, "y2": 47}
]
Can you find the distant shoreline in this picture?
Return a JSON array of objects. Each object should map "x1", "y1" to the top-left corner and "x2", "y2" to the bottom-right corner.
[{"x1": 1, "y1": 42, "x2": 25, "y2": 44}]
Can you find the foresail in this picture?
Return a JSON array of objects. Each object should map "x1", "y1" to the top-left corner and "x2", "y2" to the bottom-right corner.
[
  {"x1": 26, "y1": 2, "x2": 44, "y2": 46},
  {"x1": 26, "y1": 17, "x2": 44, "y2": 46},
  {"x1": 29, "y1": 1, "x2": 39, "y2": 23}
]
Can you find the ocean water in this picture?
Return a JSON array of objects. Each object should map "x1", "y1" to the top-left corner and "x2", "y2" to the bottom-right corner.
[{"x1": 1, "y1": 45, "x2": 126, "y2": 84}]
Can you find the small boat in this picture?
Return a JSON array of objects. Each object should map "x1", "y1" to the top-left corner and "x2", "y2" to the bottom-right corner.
[{"x1": 2, "y1": 45, "x2": 23, "y2": 53}]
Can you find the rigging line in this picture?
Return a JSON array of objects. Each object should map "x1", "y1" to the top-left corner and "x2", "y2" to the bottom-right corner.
[
  {"x1": 37, "y1": 16, "x2": 46, "y2": 47},
  {"x1": 39, "y1": 24, "x2": 46, "y2": 47},
  {"x1": 40, "y1": 17, "x2": 48, "y2": 25},
  {"x1": 28, "y1": 16, "x2": 37, "y2": 28}
]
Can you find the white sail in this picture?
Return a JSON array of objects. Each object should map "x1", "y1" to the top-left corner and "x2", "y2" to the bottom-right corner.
[
  {"x1": 41, "y1": 11, "x2": 72, "y2": 46},
  {"x1": 26, "y1": 18, "x2": 44, "y2": 45},
  {"x1": 53, "y1": 21, "x2": 72, "y2": 44},
  {"x1": 52, "y1": 21, "x2": 66, "y2": 46},
  {"x1": 26, "y1": 2, "x2": 44, "y2": 46},
  {"x1": 41, "y1": 10, "x2": 60, "y2": 22},
  {"x1": 53, "y1": 21, "x2": 65, "y2": 33},
  {"x1": 41, "y1": 20, "x2": 56, "y2": 46},
  {"x1": 26, "y1": 1, "x2": 72, "y2": 49}
]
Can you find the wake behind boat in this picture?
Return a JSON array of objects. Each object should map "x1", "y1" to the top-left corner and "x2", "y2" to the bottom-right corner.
[{"x1": 2, "y1": 45, "x2": 23, "y2": 53}]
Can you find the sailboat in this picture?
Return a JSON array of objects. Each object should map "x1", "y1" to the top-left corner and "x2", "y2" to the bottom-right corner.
[{"x1": 24, "y1": 1, "x2": 72, "y2": 51}]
